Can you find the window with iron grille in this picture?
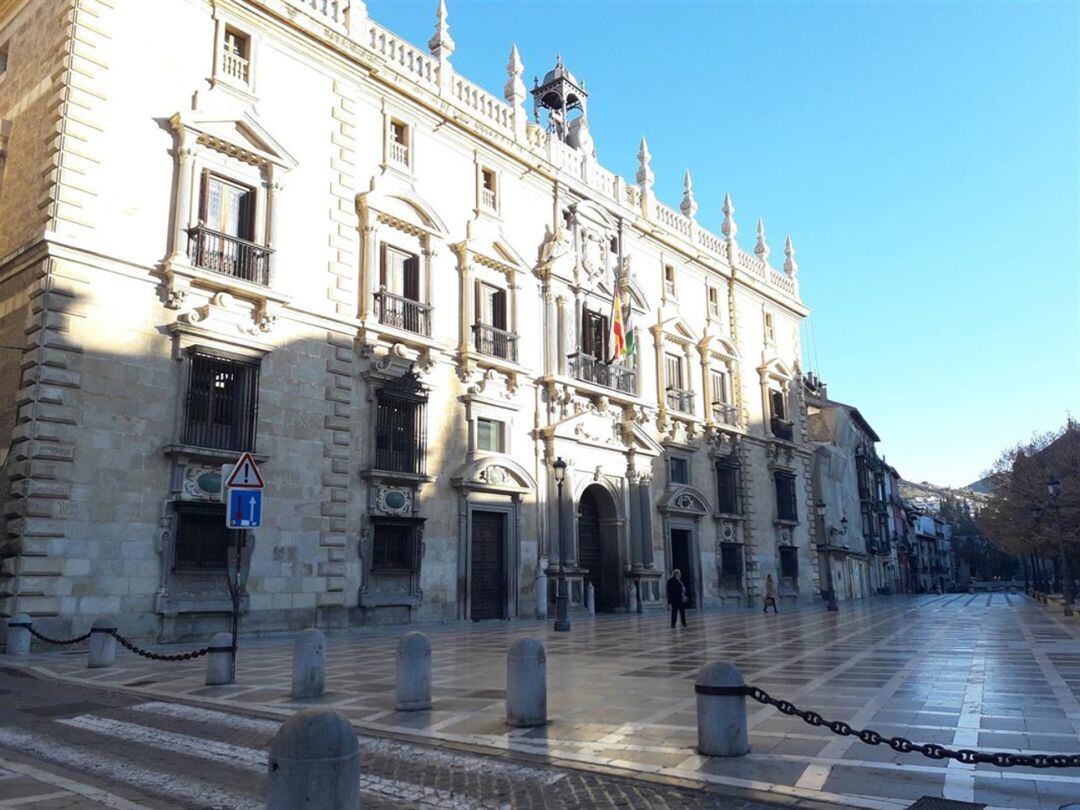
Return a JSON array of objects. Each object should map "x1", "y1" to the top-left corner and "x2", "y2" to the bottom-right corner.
[
  {"x1": 716, "y1": 461, "x2": 741, "y2": 515},
  {"x1": 173, "y1": 502, "x2": 233, "y2": 569},
  {"x1": 774, "y1": 471, "x2": 798, "y2": 522},
  {"x1": 371, "y1": 518, "x2": 420, "y2": 572},
  {"x1": 720, "y1": 544, "x2": 742, "y2": 589},
  {"x1": 181, "y1": 352, "x2": 259, "y2": 452},
  {"x1": 779, "y1": 545, "x2": 798, "y2": 587},
  {"x1": 375, "y1": 390, "x2": 427, "y2": 475}
]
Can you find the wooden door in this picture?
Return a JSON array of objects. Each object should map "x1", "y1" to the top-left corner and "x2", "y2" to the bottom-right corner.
[{"x1": 471, "y1": 511, "x2": 506, "y2": 620}]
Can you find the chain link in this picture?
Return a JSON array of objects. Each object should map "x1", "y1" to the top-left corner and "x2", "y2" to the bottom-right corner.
[
  {"x1": 745, "y1": 685, "x2": 1080, "y2": 769},
  {"x1": 25, "y1": 626, "x2": 92, "y2": 646},
  {"x1": 107, "y1": 631, "x2": 210, "y2": 662}
]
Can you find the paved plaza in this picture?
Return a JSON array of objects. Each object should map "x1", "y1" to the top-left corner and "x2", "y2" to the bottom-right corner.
[{"x1": 9, "y1": 594, "x2": 1080, "y2": 809}]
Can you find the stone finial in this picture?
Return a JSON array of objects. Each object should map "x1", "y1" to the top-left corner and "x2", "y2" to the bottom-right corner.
[
  {"x1": 680, "y1": 169, "x2": 698, "y2": 218},
  {"x1": 721, "y1": 193, "x2": 737, "y2": 240},
  {"x1": 636, "y1": 136, "x2": 654, "y2": 192},
  {"x1": 754, "y1": 219, "x2": 770, "y2": 262},
  {"x1": 505, "y1": 43, "x2": 525, "y2": 103},
  {"x1": 429, "y1": 0, "x2": 455, "y2": 60},
  {"x1": 784, "y1": 236, "x2": 798, "y2": 276}
]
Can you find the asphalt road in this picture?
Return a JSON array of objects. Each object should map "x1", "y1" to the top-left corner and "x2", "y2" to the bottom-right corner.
[{"x1": 0, "y1": 666, "x2": 808, "y2": 809}]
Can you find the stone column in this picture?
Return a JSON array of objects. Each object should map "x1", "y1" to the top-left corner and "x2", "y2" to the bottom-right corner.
[
  {"x1": 639, "y1": 477, "x2": 655, "y2": 569},
  {"x1": 628, "y1": 475, "x2": 643, "y2": 570},
  {"x1": 265, "y1": 172, "x2": 283, "y2": 288},
  {"x1": 170, "y1": 143, "x2": 195, "y2": 263}
]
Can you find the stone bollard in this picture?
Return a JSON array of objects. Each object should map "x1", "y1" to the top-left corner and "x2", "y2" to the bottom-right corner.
[
  {"x1": 395, "y1": 631, "x2": 432, "y2": 711},
  {"x1": 87, "y1": 616, "x2": 118, "y2": 669},
  {"x1": 205, "y1": 632, "x2": 235, "y2": 686},
  {"x1": 506, "y1": 638, "x2": 546, "y2": 728},
  {"x1": 4, "y1": 614, "x2": 31, "y2": 656},
  {"x1": 585, "y1": 582, "x2": 595, "y2": 616},
  {"x1": 535, "y1": 569, "x2": 548, "y2": 620},
  {"x1": 292, "y1": 629, "x2": 326, "y2": 700},
  {"x1": 695, "y1": 662, "x2": 750, "y2": 757},
  {"x1": 267, "y1": 708, "x2": 360, "y2": 810}
]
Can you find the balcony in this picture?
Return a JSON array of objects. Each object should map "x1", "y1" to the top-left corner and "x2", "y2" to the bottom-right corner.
[
  {"x1": 374, "y1": 289, "x2": 431, "y2": 336},
  {"x1": 221, "y1": 50, "x2": 249, "y2": 84},
  {"x1": 666, "y1": 387, "x2": 695, "y2": 415},
  {"x1": 480, "y1": 187, "x2": 497, "y2": 211},
  {"x1": 188, "y1": 226, "x2": 271, "y2": 286},
  {"x1": 390, "y1": 141, "x2": 409, "y2": 166},
  {"x1": 770, "y1": 416, "x2": 794, "y2": 441},
  {"x1": 711, "y1": 402, "x2": 738, "y2": 426},
  {"x1": 569, "y1": 352, "x2": 636, "y2": 395},
  {"x1": 472, "y1": 323, "x2": 518, "y2": 362}
]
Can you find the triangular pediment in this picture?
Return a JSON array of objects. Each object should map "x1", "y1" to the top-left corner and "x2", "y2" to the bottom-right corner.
[{"x1": 172, "y1": 109, "x2": 298, "y2": 170}]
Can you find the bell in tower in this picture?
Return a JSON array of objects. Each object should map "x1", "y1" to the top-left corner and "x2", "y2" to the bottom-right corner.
[{"x1": 532, "y1": 55, "x2": 594, "y2": 156}]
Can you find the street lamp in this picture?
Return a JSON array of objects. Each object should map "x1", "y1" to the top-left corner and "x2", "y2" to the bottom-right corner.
[
  {"x1": 1049, "y1": 476, "x2": 1073, "y2": 617},
  {"x1": 552, "y1": 457, "x2": 571, "y2": 632},
  {"x1": 816, "y1": 501, "x2": 839, "y2": 613}
]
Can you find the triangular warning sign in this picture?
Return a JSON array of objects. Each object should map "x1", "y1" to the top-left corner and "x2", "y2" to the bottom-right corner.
[{"x1": 225, "y1": 452, "x2": 264, "y2": 489}]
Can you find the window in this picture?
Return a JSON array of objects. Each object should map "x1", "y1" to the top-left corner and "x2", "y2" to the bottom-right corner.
[
  {"x1": 708, "y1": 287, "x2": 720, "y2": 316},
  {"x1": 474, "y1": 282, "x2": 514, "y2": 359},
  {"x1": 711, "y1": 369, "x2": 735, "y2": 424},
  {"x1": 764, "y1": 312, "x2": 775, "y2": 343},
  {"x1": 377, "y1": 245, "x2": 428, "y2": 335},
  {"x1": 716, "y1": 461, "x2": 741, "y2": 515},
  {"x1": 181, "y1": 352, "x2": 260, "y2": 452},
  {"x1": 477, "y1": 417, "x2": 505, "y2": 452},
  {"x1": 480, "y1": 167, "x2": 497, "y2": 210},
  {"x1": 581, "y1": 308, "x2": 608, "y2": 361},
  {"x1": 190, "y1": 173, "x2": 268, "y2": 284},
  {"x1": 779, "y1": 545, "x2": 799, "y2": 589},
  {"x1": 371, "y1": 518, "x2": 420, "y2": 572},
  {"x1": 665, "y1": 353, "x2": 692, "y2": 413},
  {"x1": 375, "y1": 388, "x2": 427, "y2": 475},
  {"x1": 669, "y1": 456, "x2": 690, "y2": 485},
  {"x1": 390, "y1": 119, "x2": 409, "y2": 166},
  {"x1": 720, "y1": 544, "x2": 742, "y2": 590},
  {"x1": 664, "y1": 265, "x2": 676, "y2": 296},
  {"x1": 222, "y1": 27, "x2": 250, "y2": 84},
  {"x1": 769, "y1": 387, "x2": 793, "y2": 440},
  {"x1": 174, "y1": 502, "x2": 232, "y2": 569},
  {"x1": 774, "y1": 471, "x2": 798, "y2": 522},
  {"x1": 0, "y1": 42, "x2": 8, "y2": 75}
]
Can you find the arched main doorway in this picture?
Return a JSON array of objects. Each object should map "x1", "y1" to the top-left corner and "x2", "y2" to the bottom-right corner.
[{"x1": 577, "y1": 484, "x2": 622, "y2": 612}]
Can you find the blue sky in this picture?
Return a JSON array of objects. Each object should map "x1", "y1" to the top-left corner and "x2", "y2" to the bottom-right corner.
[{"x1": 368, "y1": 0, "x2": 1080, "y2": 487}]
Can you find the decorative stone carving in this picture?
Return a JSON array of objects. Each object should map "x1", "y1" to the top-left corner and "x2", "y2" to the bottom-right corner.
[
  {"x1": 477, "y1": 465, "x2": 512, "y2": 485},
  {"x1": 466, "y1": 367, "x2": 516, "y2": 399},
  {"x1": 375, "y1": 486, "x2": 414, "y2": 515},
  {"x1": 165, "y1": 287, "x2": 187, "y2": 310},
  {"x1": 718, "y1": 521, "x2": 738, "y2": 543},
  {"x1": 180, "y1": 465, "x2": 224, "y2": 501}
]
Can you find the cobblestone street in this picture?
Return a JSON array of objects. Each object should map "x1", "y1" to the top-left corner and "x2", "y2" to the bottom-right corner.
[{"x1": 7, "y1": 594, "x2": 1080, "y2": 809}]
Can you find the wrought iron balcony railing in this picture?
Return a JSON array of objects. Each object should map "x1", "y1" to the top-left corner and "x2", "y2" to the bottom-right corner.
[
  {"x1": 712, "y1": 401, "x2": 738, "y2": 426},
  {"x1": 771, "y1": 416, "x2": 794, "y2": 441},
  {"x1": 666, "y1": 387, "x2": 695, "y2": 415},
  {"x1": 569, "y1": 352, "x2": 636, "y2": 394},
  {"x1": 472, "y1": 323, "x2": 518, "y2": 362},
  {"x1": 188, "y1": 226, "x2": 272, "y2": 285},
  {"x1": 374, "y1": 289, "x2": 432, "y2": 336}
]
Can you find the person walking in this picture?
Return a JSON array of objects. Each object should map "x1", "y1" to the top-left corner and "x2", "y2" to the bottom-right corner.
[
  {"x1": 763, "y1": 573, "x2": 779, "y2": 614},
  {"x1": 667, "y1": 568, "x2": 688, "y2": 628}
]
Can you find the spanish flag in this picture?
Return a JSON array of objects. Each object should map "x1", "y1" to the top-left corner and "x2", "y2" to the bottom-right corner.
[{"x1": 609, "y1": 283, "x2": 634, "y2": 361}]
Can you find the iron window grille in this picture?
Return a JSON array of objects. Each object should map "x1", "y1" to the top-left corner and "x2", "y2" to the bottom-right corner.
[
  {"x1": 716, "y1": 461, "x2": 742, "y2": 515},
  {"x1": 181, "y1": 352, "x2": 259, "y2": 452},
  {"x1": 779, "y1": 545, "x2": 799, "y2": 589},
  {"x1": 371, "y1": 518, "x2": 421, "y2": 572},
  {"x1": 173, "y1": 502, "x2": 234, "y2": 570},
  {"x1": 774, "y1": 471, "x2": 798, "y2": 522},
  {"x1": 720, "y1": 543, "x2": 743, "y2": 590},
  {"x1": 374, "y1": 369, "x2": 428, "y2": 476}
]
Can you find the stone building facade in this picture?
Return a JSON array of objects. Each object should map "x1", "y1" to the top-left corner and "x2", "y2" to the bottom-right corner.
[{"x1": 0, "y1": 0, "x2": 817, "y2": 638}]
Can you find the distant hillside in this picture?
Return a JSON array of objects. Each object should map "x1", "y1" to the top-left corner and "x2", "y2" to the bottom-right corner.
[
  {"x1": 900, "y1": 479, "x2": 990, "y2": 513},
  {"x1": 966, "y1": 476, "x2": 994, "y2": 495}
]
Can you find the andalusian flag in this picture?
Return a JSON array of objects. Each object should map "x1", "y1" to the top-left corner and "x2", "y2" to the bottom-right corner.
[{"x1": 609, "y1": 283, "x2": 635, "y2": 361}]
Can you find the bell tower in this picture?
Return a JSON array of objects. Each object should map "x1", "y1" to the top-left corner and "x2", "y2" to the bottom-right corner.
[{"x1": 532, "y1": 55, "x2": 591, "y2": 152}]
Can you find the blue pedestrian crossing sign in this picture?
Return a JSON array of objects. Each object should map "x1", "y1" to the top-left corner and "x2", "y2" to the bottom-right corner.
[{"x1": 227, "y1": 488, "x2": 263, "y2": 529}]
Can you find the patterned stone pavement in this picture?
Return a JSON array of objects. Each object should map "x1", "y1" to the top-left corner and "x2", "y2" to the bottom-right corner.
[{"x1": 10, "y1": 594, "x2": 1080, "y2": 809}]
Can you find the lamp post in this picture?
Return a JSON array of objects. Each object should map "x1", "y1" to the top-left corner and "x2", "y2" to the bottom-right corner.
[
  {"x1": 552, "y1": 457, "x2": 571, "y2": 632},
  {"x1": 816, "y1": 501, "x2": 840, "y2": 612},
  {"x1": 1049, "y1": 476, "x2": 1073, "y2": 617}
]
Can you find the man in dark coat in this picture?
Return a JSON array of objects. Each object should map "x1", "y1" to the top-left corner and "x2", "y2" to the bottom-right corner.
[{"x1": 667, "y1": 568, "x2": 688, "y2": 628}]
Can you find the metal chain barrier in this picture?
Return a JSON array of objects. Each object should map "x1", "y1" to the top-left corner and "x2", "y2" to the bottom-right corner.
[
  {"x1": 744, "y1": 685, "x2": 1080, "y2": 769},
  {"x1": 25, "y1": 626, "x2": 92, "y2": 646},
  {"x1": 107, "y1": 630, "x2": 211, "y2": 662}
]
